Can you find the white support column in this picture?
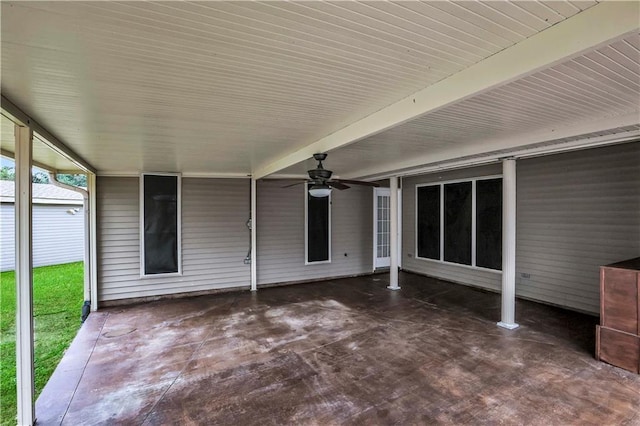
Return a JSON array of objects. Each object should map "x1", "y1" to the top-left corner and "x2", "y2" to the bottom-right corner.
[
  {"x1": 250, "y1": 177, "x2": 257, "y2": 291},
  {"x1": 498, "y1": 159, "x2": 519, "y2": 330},
  {"x1": 387, "y1": 176, "x2": 400, "y2": 290},
  {"x1": 82, "y1": 193, "x2": 90, "y2": 302},
  {"x1": 89, "y1": 173, "x2": 98, "y2": 312},
  {"x1": 15, "y1": 124, "x2": 35, "y2": 426}
]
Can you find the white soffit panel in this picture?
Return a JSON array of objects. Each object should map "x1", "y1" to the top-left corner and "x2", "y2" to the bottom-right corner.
[
  {"x1": 254, "y1": 0, "x2": 636, "y2": 178},
  {"x1": 1, "y1": 0, "x2": 598, "y2": 175},
  {"x1": 279, "y1": 33, "x2": 640, "y2": 179}
]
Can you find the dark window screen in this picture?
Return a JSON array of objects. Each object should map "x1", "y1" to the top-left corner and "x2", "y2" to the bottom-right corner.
[
  {"x1": 476, "y1": 178, "x2": 502, "y2": 270},
  {"x1": 143, "y1": 175, "x2": 178, "y2": 274},
  {"x1": 417, "y1": 185, "x2": 440, "y2": 260},
  {"x1": 444, "y1": 182, "x2": 472, "y2": 265},
  {"x1": 307, "y1": 192, "x2": 329, "y2": 262}
]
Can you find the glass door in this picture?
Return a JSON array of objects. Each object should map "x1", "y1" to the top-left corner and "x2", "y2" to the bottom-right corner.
[{"x1": 374, "y1": 188, "x2": 391, "y2": 268}]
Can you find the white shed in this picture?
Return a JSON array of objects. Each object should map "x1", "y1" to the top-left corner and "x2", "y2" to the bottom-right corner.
[{"x1": 0, "y1": 180, "x2": 84, "y2": 272}]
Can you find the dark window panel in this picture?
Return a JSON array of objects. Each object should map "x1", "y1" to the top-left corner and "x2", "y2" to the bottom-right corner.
[
  {"x1": 417, "y1": 185, "x2": 440, "y2": 260},
  {"x1": 476, "y1": 178, "x2": 502, "y2": 270},
  {"x1": 307, "y1": 192, "x2": 330, "y2": 262},
  {"x1": 444, "y1": 182, "x2": 472, "y2": 265},
  {"x1": 143, "y1": 175, "x2": 178, "y2": 274}
]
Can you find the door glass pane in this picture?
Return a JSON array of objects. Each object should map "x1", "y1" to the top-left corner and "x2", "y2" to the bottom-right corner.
[{"x1": 376, "y1": 194, "x2": 390, "y2": 259}]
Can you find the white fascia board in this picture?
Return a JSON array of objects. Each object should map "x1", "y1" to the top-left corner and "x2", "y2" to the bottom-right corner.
[
  {"x1": 253, "y1": 1, "x2": 639, "y2": 179},
  {"x1": 97, "y1": 171, "x2": 251, "y2": 178},
  {"x1": 351, "y1": 112, "x2": 640, "y2": 180},
  {"x1": 33, "y1": 198, "x2": 84, "y2": 205},
  {"x1": 0, "y1": 197, "x2": 84, "y2": 205}
]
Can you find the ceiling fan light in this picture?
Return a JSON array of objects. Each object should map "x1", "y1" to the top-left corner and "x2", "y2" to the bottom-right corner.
[{"x1": 308, "y1": 183, "x2": 332, "y2": 198}]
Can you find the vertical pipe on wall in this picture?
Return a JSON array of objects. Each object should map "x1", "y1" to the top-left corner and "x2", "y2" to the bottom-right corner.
[
  {"x1": 83, "y1": 193, "x2": 90, "y2": 302},
  {"x1": 15, "y1": 124, "x2": 35, "y2": 426},
  {"x1": 397, "y1": 178, "x2": 402, "y2": 269},
  {"x1": 250, "y1": 177, "x2": 257, "y2": 291},
  {"x1": 388, "y1": 176, "x2": 400, "y2": 290},
  {"x1": 498, "y1": 158, "x2": 519, "y2": 329}
]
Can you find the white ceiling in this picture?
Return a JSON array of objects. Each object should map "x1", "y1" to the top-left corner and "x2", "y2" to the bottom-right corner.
[{"x1": 1, "y1": 1, "x2": 638, "y2": 178}]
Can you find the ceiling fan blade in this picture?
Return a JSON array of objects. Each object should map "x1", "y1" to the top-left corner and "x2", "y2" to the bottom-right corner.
[
  {"x1": 281, "y1": 180, "x2": 308, "y2": 188},
  {"x1": 332, "y1": 179, "x2": 380, "y2": 187},
  {"x1": 328, "y1": 181, "x2": 350, "y2": 190}
]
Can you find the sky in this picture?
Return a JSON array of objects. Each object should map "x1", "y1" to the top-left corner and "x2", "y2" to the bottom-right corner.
[
  {"x1": 1, "y1": 156, "x2": 14, "y2": 167},
  {"x1": 1, "y1": 155, "x2": 50, "y2": 175}
]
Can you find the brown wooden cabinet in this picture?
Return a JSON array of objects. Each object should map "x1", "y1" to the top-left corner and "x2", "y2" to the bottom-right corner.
[{"x1": 596, "y1": 257, "x2": 640, "y2": 373}]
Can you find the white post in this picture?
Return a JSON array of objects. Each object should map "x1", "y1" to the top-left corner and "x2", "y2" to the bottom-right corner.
[
  {"x1": 82, "y1": 193, "x2": 90, "y2": 302},
  {"x1": 89, "y1": 173, "x2": 98, "y2": 311},
  {"x1": 498, "y1": 158, "x2": 519, "y2": 329},
  {"x1": 388, "y1": 176, "x2": 400, "y2": 290},
  {"x1": 15, "y1": 124, "x2": 35, "y2": 425},
  {"x1": 397, "y1": 184, "x2": 402, "y2": 269},
  {"x1": 250, "y1": 177, "x2": 257, "y2": 291}
]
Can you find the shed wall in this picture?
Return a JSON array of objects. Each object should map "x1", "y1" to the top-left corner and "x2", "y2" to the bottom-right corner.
[{"x1": 1, "y1": 203, "x2": 84, "y2": 271}]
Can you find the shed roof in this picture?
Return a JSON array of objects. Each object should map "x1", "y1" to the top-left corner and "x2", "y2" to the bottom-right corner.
[{"x1": 0, "y1": 180, "x2": 84, "y2": 205}]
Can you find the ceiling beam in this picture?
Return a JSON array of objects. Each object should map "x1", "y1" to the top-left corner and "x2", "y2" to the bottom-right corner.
[
  {"x1": 1, "y1": 96, "x2": 97, "y2": 174},
  {"x1": 253, "y1": 1, "x2": 639, "y2": 179}
]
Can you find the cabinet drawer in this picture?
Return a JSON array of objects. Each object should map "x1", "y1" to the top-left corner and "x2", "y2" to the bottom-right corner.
[
  {"x1": 596, "y1": 326, "x2": 640, "y2": 374},
  {"x1": 601, "y1": 267, "x2": 638, "y2": 334}
]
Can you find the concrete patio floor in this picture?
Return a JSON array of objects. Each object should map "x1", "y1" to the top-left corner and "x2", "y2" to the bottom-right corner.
[{"x1": 36, "y1": 272, "x2": 640, "y2": 425}]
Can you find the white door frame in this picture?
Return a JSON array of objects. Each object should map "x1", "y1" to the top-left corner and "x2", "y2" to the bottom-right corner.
[
  {"x1": 373, "y1": 188, "x2": 402, "y2": 270},
  {"x1": 374, "y1": 188, "x2": 390, "y2": 269}
]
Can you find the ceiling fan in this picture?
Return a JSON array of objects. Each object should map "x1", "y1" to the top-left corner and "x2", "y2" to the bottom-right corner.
[{"x1": 283, "y1": 153, "x2": 379, "y2": 197}]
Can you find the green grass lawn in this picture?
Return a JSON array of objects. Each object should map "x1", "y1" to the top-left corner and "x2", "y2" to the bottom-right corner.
[{"x1": 0, "y1": 262, "x2": 84, "y2": 426}]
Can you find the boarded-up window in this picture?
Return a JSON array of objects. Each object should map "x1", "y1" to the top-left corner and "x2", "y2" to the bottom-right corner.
[
  {"x1": 416, "y1": 185, "x2": 440, "y2": 260},
  {"x1": 141, "y1": 174, "x2": 181, "y2": 275},
  {"x1": 306, "y1": 187, "x2": 330, "y2": 263}
]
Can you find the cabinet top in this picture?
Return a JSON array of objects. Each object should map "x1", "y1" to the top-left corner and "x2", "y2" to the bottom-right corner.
[{"x1": 604, "y1": 257, "x2": 640, "y2": 271}]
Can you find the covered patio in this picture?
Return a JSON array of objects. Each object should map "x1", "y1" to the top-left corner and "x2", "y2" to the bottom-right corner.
[
  {"x1": 36, "y1": 273, "x2": 640, "y2": 425},
  {"x1": 2, "y1": 2, "x2": 639, "y2": 424}
]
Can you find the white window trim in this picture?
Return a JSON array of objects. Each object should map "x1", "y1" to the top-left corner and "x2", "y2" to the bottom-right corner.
[
  {"x1": 415, "y1": 174, "x2": 502, "y2": 272},
  {"x1": 304, "y1": 183, "x2": 331, "y2": 265},
  {"x1": 139, "y1": 172, "x2": 182, "y2": 278}
]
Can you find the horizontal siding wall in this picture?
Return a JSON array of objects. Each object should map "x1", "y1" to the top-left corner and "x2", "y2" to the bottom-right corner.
[
  {"x1": 516, "y1": 142, "x2": 640, "y2": 314},
  {"x1": 1, "y1": 203, "x2": 84, "y2": 272},
  {"x1": 0, "y1": 204, "x2": 12, "y2": 271},
  {"x1": 97, "y1": 177, "x2": 251, "y2": 302},
  {"x1": 402, "y1": 164, "x2": 503, "y2": 291},
  {"x1": 257, "y1": 180, "x2": 373, "y2": 285}
]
